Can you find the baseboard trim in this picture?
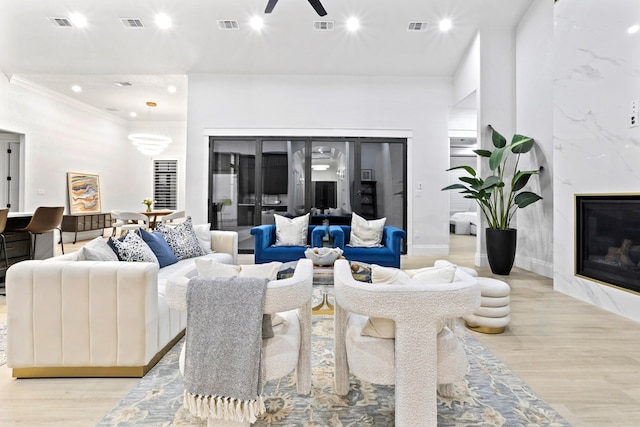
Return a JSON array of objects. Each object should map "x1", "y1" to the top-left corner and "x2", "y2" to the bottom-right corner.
[
  {"x1": 409, "y1": 244, "x2": 449, "y2": 256},
  {"x1": 515, "y1": 255, "x2": 553, "y2": 278},
  {"x1": 12, "y1": 330, "x2": 185, "y2": 379}
]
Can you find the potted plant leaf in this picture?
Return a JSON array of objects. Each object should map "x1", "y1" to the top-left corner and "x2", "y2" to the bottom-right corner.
[{"x1": 442, "y1": 125, "x2": 543, "y2": 274}]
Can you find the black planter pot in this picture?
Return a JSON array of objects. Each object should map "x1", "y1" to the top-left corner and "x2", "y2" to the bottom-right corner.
[{"x1": 485, "y1": 228, "x2": 517, "y2": 275}]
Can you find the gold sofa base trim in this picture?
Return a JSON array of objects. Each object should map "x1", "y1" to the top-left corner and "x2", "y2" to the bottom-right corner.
[
  {"x1": 465, "y1": 323, "x2": 505, "y2": 334},
  {"x1": 12, "y1": 330, "x2": 185, "y2": 379}
]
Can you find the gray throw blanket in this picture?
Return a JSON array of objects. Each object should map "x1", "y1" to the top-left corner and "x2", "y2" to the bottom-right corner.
[{"x1": 183, "y1": 276, "x2": 269, "y2": 423}]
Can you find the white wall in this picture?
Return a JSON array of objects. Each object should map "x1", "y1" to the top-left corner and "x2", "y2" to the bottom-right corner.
[
  {"x1": 186, "y1": 74, "x2": 453, "y2": 255},
  {"x1": 514, "y1": 0, "x2": 554, "y2": 277},
  {"x1": 554, "y1": 0, "x2": 640, "y2": 322},
  {"x1": 0, "y1": 75, "x2": 160, "y2": 214},
  {"x1": 475, "y1": 27, "x2": 517, "y2": 266}
]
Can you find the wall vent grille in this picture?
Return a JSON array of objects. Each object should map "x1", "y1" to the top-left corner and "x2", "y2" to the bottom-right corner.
[
  {"x1": 48, "y1": 17, "x2": 73, "y2": 27},
  {"x1": 120, "y1": 18, "x2": 145, "y2": 28},
  {"x1": 217, "y1": 20, "x2": 239, "y2": 30},
  {"x1": 314, "y1": 20, "x2": 334, "y2": 31},
  {"x1": 407, "y1": 22, "x2": 429, "y2": 31}
]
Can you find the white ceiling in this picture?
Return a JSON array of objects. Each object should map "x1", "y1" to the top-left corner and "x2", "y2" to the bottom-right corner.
[{"x1": 0, "y1": 0, "x2": 534, "y2": 122}]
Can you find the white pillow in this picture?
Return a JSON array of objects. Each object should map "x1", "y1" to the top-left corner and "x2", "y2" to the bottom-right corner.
[
  {"x1": 240, "y1": 262, "x2": 283, "y2": 280},
  {"x1": 194, "y1": 258, "x2": 241, "y2": 277},
  {"x1": 349, "y1": 212, "x2": 386, "y2": 247},
  {"x1": 78, "y1": 236, "x2": 119, "y2": 261},
  {"x1": 194, "y1": 259, "x2": 283, "y2": 281},
  {"x1": 371, "y1": 264, "x2": 412, "y2": 284},
  {"x1": 192, "y1": 223, "x2": 214, "y2": 254},
  {"x1": 274, "y1": 213, "x2": 309, "y2": 246},
  {"x1": 361, "y1": 263, "x2": 457, "y2": 339}
]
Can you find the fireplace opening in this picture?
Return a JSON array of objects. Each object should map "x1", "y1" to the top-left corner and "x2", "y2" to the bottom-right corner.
[{"x1": 576, "y1": 194, "x2": 640, "y2": 294}]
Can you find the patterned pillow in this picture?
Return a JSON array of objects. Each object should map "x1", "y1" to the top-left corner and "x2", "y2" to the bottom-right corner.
[
  {"x1": 108, "y1": 231, "x2": 159, "y2": 265},
  {"x1": 156, "y1": 216, "x2": 206, "y2": 260}
]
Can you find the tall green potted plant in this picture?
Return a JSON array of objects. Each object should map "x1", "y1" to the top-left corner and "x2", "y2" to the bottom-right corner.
[{"x1": 442, "y1": 125, "x2": 543, "y2": 275}]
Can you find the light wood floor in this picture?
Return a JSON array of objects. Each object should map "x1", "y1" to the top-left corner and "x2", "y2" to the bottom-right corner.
[{"x1": 1, "y1": 234, "x2": 639, "y2": 426}]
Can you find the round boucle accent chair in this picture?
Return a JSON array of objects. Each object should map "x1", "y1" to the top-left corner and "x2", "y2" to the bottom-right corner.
[
  {"x1": 166, "y1": 259, "x2": 314, "y2": 426},
  {"x1": 463, "y1": 277, "x2": 511, "y2": 334},
  {"x1": 332, "y1": 259, "x2": 481, "y2": 427}
]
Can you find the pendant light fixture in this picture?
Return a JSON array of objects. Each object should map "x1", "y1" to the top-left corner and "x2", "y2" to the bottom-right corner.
[{"x1": 128, "y1": 101, "x2": 172, "y2": 156}]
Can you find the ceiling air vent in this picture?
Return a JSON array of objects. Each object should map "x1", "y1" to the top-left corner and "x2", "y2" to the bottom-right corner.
[
  {"x1": 105, "y1": 107, "x2": 120, "y2": 112},
  {"x1": 48, "y1": 17, "x2": 73, "y2": 27},
  {"x1": 217, "y1": 20, "x2": 239, "y2": 30},
  {"x1": 314, "y1": 20, "x2": 334, "y2": 31},
  {"x1": 113, "y1": 82, "x2": 132, "y2": 87},
  {"x1": 407, "y1": 22, "x2": 429, "y2": 32},
  {"x1": 120, "y1": 18, "x2": 145, "y2": 28}
]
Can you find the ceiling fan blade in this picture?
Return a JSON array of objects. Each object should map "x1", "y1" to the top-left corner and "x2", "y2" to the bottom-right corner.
[
  {"x1": 307, "y1": 0, "x2": 327, "y2": 16},
  {"x1": 265, "y1": 0, "x2": 279, "y2": 14}
]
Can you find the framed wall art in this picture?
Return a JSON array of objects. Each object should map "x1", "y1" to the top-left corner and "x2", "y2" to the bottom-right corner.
[
  {"x1": 67, "y1": 172, "x2": 102, "y2": 214},
  {"x1": 361, "y1": 169, "x2": 374, "y2": 181}
]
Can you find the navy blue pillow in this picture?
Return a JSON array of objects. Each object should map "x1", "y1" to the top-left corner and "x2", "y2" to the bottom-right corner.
[
  {"x1": 138, "y1": 229, "x2": 178, "y2": 268},
  {"x1": 107, "y1": 235, "x2": 126, "y2": 261}
]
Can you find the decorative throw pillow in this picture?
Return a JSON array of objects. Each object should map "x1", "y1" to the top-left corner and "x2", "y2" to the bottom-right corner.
[
  {"x1": 349, "y1": 212, "x2": 386, "y2": 247},
  {"x1": 156, "y1": 216, "x2": 206, "y2": 260},
  {"x1": 194, "y1": 258, "x2": 241, "y2": 277},
  {"x1": 192, "y1": 223, "x2": 214, "y2": 254},
  {"x1": 195, "y1": 259, "x2": 283, "y2": 281},
  {"x1": 109, "y1": 231, "x2": 159, "y2": 265},
  {"x1": 371, "y1": 264, "x2": 412, "y2": 284},
  {"x1": 239, "y1": 262, "x2": 283, "y2": 280},
  {"x1": 78, "y1": 236, "x2": 119, "y2": 261},
  {"x1": 138, "y1": 228, "x2": 179, "y2": 268},
  {"x1": 361, "y1": 263, "x2": 457, "y2": 339},
  {"x1": 274, "y1": 213, "x2": 309, "y2": 246}
]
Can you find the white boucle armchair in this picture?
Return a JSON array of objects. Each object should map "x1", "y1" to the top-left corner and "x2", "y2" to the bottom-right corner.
[
  {"x1": 333, "y1": 259, "x2": 481, "y2": 427},
  {"x1": 171, "y1": 259, "x2": 314, "y2": 426}
]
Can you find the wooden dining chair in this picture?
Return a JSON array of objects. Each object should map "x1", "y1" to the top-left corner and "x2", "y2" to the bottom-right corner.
[{"x1": 15, "y1": 206, "x2": 65, "y2": 259}]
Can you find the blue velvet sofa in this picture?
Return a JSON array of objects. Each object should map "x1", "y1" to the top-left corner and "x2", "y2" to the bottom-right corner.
[
  {"x1": 329, "y1": 225, "x2": 406, "y2": 268},
  {"x1": 251, "y1": 225, "x2": 328, "y2": 264}
]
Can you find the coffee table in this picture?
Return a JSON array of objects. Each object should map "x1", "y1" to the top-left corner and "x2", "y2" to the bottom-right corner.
[{"x1": 278, "y1": 260, "x2": 371, "y2": 316}]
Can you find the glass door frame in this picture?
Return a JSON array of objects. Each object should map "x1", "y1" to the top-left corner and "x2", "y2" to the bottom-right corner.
[{"x1": 209, "y1": 135, "x2": 407, "y2": 252}]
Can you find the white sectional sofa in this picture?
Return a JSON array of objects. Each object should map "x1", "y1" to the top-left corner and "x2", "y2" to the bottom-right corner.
[{"x1": 5, "y1": 229, "x2": 238, "y2": 378}]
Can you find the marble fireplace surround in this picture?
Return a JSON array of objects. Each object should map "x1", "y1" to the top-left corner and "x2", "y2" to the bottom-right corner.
[{"x1": 575, "y1": 194, "x2": 640, "y2": 295}]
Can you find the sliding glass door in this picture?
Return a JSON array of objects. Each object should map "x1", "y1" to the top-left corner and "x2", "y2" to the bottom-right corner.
[{"x1": 209, "y1": 136, "x2": 406, "y2": 253}]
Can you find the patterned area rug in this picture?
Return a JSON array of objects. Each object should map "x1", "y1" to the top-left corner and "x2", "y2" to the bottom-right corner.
[{"x1": 97, "y1": 316, "x2": 570, "y2": 426}]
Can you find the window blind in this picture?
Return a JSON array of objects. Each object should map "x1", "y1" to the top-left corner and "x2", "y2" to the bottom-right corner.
[{"x1": 153, "y1": 160, "x2": 177, "y2": 209}]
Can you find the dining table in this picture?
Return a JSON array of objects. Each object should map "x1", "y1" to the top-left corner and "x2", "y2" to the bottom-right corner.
[{"x1": 141, "y1": 209, "x2": 174, "y2": 229}]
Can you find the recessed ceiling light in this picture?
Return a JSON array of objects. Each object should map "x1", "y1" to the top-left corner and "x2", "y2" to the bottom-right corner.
[
  {"x1": 130, "y1": 112, "x2": 138, "y2": 118},
  {"x1": 167, "y1": 85, "x2": 177, "y2": 93},
  {"x1": 250, "y1": 16, "x2": 264, "y2": 31},
  {"x1": 628, "y1": 24, "x2": 640, "y2": 34},
  {"x1": 69, "y1": 13, "x2": 87, "y2": 28},
  {"x1": 346, "y1": 17, "x2": 360, "y2": 32},
  {"x1": 71, "y1": 85, "x2": 82, "y2": 93},
  {"x1": 439, "y1": 18, "x2": 452, "y2": 32},
  {"x1": 155, "y1": 13, "x2": 172, "y2": 29}
]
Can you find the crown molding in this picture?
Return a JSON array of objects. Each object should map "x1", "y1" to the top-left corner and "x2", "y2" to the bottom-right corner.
[{"x1": 9, "y1": 75, "x2": 127, "y2": 126}]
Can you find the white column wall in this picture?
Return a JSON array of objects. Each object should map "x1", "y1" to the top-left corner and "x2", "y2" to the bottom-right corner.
[
  {"x1": 514, "y1": 0, "x2": 554, "y2": 278},
  {"x1": 185, "y1": 74, "x2": 453, "y2": 255},
  {"x1": 554, "y1": 0, "x2": 640, "y2": 322},
  {"x1": 475, "y1": 27, "x2": 517, "y2": 267}
]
